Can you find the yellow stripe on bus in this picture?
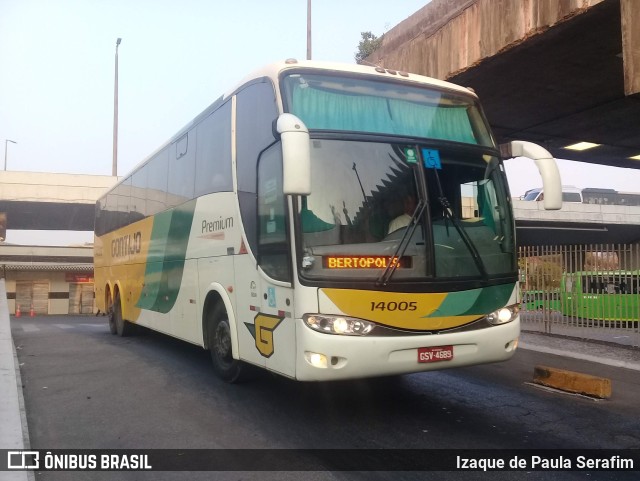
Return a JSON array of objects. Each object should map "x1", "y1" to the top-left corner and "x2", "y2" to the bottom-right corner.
[
  {"x1": 94, "y1": 216, "x2": 155, "y2": 322},
  {"x1": 320, "y1": 289, "x2": 479, "y2": 330}
]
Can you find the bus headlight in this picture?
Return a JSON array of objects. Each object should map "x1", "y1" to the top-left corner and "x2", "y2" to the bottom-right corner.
[
  {"x1": 486, "y1": 305, "x2": 519, "y2": 326},
  {"x1": 304, "y1": 314, "x2": 374, "y2": 336}
]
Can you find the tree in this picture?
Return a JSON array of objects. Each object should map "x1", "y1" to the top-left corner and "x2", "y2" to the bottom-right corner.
[
  {"x1": 355, "y1": 31, "x2": 383, "y2": 64},
  {"x1": 521, "y1": 255, "x2": 563, "y2": 290},
  {"x1": 584, "y1": 251, "x2": 619, "y2": 271}
]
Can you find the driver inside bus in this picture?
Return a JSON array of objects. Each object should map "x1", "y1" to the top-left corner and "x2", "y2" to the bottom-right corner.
[{"x1": 388, "y1": 193, "x2": 417, "y2": 234}]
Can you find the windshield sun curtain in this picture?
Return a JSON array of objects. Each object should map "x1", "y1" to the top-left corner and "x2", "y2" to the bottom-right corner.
[{"x1": 283, "y1": 72, "x2": 494, "y2": 147}]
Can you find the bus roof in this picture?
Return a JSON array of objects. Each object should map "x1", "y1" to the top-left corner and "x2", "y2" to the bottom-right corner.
[
  {"x1": 229, "y1": 59, "x2": 478, "y2": 99},
  {"x1": 181, "y1": 59, "x2": 482, "y2": 149},
  {"x1": 104, "y1": 59, "x2": 482, "y2": 197}
]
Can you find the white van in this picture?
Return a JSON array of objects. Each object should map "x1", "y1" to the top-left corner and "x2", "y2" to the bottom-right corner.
[{"x1": 522, "y1": 185, "x2": 583, "y2": 203}]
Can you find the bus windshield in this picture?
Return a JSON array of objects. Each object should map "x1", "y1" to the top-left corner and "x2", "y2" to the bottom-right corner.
[
  {"x1": 282, "y1": 72, "x2": 495, "y2": 147},
  {"x1": 296, "y1": 140, "x2": 515, "y2": 283}
]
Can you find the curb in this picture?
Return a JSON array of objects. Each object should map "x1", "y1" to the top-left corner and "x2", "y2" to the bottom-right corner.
[
  {"x1": 519, "y1": 341, "x2": 640, "y2": 372},
  {"x1": 0, "y1": 279, "x2": 32, "y2": 481},
  {"x1": 533, "y1": 365, "x2": 612, "y2": 399}
]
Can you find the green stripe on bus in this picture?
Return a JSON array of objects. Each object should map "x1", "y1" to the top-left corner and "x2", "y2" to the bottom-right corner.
[
  {"x1": 425, "y1": 283, "x2": 513, "y2": 318},
  {"x1": 137, "y1": 200, "x2": 197, "y2": 313}
]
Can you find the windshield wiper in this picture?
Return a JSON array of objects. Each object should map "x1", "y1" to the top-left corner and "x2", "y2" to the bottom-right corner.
[
  {"x1": 431, "y1": 166, "x2": 488, "y2": 279},
  {"x1": 376, "y1": 199, "x2": 427, "y2": 287},
  {"x1": 377, "y1": 157, "x2": 429, "y2": 287}
]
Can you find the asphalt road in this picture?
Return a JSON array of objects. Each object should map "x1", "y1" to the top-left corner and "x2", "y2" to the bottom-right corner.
[{"x1": 10, "y1": 315, "x2": 640, "y2": 481}]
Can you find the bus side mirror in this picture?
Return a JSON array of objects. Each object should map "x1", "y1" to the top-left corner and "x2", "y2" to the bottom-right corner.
[
  {"x1": 500, "y1": 140, "x2": 562, "y2": 210},
  {"x1": 276, "y1": 114, "x2": 311, "y2": 195}
]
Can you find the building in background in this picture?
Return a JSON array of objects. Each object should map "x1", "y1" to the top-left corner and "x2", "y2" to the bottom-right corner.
[{"x1": 1, "y1": 244, "x2": 95, "y2": 315}]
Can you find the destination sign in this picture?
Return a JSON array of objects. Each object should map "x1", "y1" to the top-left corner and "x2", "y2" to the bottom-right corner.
[{"x1": 323, "y1": 256, "x2": 411, "y2": 269}]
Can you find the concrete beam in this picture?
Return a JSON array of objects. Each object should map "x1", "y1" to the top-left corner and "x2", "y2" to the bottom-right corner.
[
  {"x1": 0, "y1": 171, "x2": 116, "y2": 205},
  {"x1": 621, "y1": 0, "x2": 640, "y2": 96},
  {"x1": 513, "y1": 200, "x2": 640, "y2": 226},
  {"x1": 533, "y1": 365, "x2": 612, "y2": 399},
  {"x1": 368, "y1": 0, "x2": 606, "y2": 80}
]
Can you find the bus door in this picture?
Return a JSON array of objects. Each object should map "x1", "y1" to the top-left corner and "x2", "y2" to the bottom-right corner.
[
  {"x1": 248, "y1": 143, "x2": 297, "y2": 379},
  {"x1": 257, "y1": 277, "x2": 296, "y2": 378},
  {"x1": 233, "y1": 260, "x2": 296, "y2": 378},
  {"x1": 232, "y1": 257, "x2": 267, "y2": 371}
]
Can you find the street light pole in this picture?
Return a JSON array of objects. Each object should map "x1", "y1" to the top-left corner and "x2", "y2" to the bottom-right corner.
[
  {"x1": 307, "y1": 0, "x2": 312, "y2": 60},
  {"x1": 112, "y1": 37, "x2": 122, "y2": 177},
  {"x1": 4, "y1": 139, "x2": 16, "y2": 171}
]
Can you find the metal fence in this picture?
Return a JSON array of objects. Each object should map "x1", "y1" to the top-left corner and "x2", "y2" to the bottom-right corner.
[{"x1": 518, "y1": 244, "x2": 640, "y2": 348}]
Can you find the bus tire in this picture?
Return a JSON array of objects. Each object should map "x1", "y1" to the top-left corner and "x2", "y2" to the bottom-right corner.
[
  {"x1": 107, "y1": 299, "x2": 117, "y2": 335},
  {"x1": 112, "y1": 292, "x2": 132, "y2": 337},
  {"x1": 207, "y1": 303, "x2": 245, "y2": 383}
]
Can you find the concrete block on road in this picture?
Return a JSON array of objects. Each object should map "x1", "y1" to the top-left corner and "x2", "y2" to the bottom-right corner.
[{"x1": 533, "y1": 365, "x2": 612, "y2": 399}]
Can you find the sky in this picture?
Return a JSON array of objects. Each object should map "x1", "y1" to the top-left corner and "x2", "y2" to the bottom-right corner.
[{"x1": 1, "y1": 0, "x2": 640, "y2": 245}]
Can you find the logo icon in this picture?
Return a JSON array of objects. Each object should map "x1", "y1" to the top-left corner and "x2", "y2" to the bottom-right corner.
[
  {"x1": 8, "y1": 451, "x2": 40, "y2": 470},
  {"x1": 244, "y1": 313, "x2": 284, "y2": 358}
]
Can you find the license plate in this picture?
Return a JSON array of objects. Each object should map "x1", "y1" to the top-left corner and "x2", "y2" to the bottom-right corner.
[{"x1": 418, "y1": 345, "x2": 454, "y2": 363}]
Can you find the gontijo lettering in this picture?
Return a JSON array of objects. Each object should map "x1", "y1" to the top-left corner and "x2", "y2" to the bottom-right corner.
[{"x1": 111, "y1": 232, "x2": 142, "y2": 258}]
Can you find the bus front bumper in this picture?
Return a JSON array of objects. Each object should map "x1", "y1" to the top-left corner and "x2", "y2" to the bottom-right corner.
[{"x1": 293, "y1": 317, "x2": 520, "y2": 381}]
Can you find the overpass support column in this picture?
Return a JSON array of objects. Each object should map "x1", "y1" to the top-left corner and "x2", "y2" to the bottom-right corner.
[{"x1": 621, "y1": 0, "x2": 640, "y2": 96}]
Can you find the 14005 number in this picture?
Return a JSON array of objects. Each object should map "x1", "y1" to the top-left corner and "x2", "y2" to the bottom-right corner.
[{"x1": 370, "y1": 301, "x2": 417, "y2": 312}]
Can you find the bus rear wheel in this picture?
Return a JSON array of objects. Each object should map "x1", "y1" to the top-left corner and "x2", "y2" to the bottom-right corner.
[
  {"x1": 108, "y1": 298, "x2": 117, "y2": 335},
  {"x1": 207, "y1": 304, "x2": 246, "y2": 383},
  {"x1": 111, "y1": 292, "x2": 132, "y2": 337}
]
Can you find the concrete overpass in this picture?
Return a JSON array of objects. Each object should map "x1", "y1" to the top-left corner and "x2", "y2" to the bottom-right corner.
[
  {"x1": 0, "y1": 170, "x2": 638, "y2": 247},
  {"x1": 513, "y1": 200, "x2": 640, "y2": 245},
  {"x1": 368, "y1": 0, "x2": 640, "y2": 170},
  {"x1": 0, "y1": 171, "x2": 116, "y2": 232}
]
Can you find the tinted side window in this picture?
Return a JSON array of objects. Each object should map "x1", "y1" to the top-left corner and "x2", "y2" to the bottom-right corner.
[
  {"x1": 117, "y1": 177, "x2": 132, "y2": 228},
  {"x1": 236, "y1": 80, "x2": 278, "y2": 194},
  {"x1": 131, "y1": 167, "x2": 148, "y2": 221},
  {"x1": 95, "y1": 198, "x2": 106, "y2": 236},
  {"x1": 257, "y1": 145, "x2": 290, "y2": 282},
  {"x1": 105, "y1": 193, "x2": 117, "y2": 233},
  {"x1": 236, "y1": 80, "x2": 279, "y2": 255},
  {"x1": 147, "y1": 148, "x2": 169, "y2": 215},
  {"x1": 168, "y1": 132, "x2": 196, "y2": 204},
  {"x1": 195, "y1": 101, "x2": 232, "y2": 196}
]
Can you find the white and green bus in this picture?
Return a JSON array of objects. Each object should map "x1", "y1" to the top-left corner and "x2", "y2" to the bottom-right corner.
[{"x1": 94, "y1": 59, "x2": 561, "y2": 382}]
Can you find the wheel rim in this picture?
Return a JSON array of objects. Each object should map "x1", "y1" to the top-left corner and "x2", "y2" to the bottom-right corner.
[{"x1": 214, "y1": 320, "x2": 233, "y2": 368}]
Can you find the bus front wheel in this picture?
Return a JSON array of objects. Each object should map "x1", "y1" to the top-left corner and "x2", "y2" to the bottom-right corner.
[{"x1": 207, "y1": 304, "x2": 245, "y2": 383}]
